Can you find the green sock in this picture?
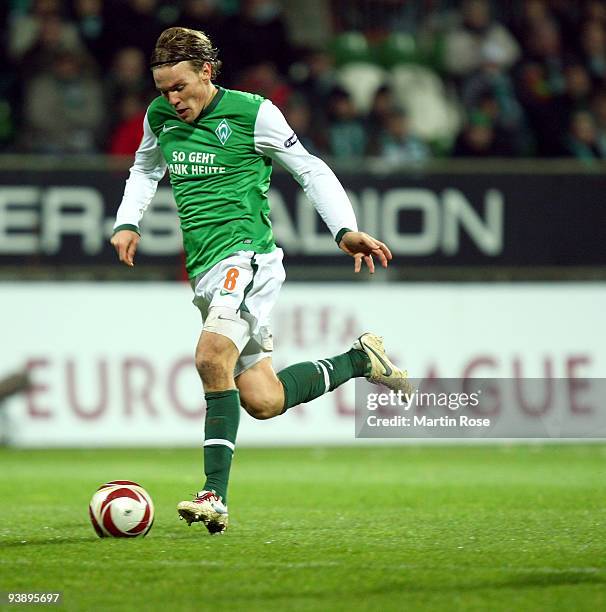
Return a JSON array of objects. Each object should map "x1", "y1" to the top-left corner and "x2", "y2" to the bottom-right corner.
[
  {"x1": 278, "y1": 348, "x2": 370, "y2": 412},
  {"x1": 203, "y1": 389, "x2": 240, "y2": 503}
]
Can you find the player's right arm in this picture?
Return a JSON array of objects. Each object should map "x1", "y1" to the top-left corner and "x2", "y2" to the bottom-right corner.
[
  {"x1": 253, "y1": 100, "x2": 391, "y2": 273},
  {"x1": 111, "y1": 112, "x2": 167, "y2": 267}
]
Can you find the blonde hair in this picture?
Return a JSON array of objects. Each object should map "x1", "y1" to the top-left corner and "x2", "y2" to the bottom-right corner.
[{"x1": 150, "y1": 27, "x2": 221, "y2": 78}]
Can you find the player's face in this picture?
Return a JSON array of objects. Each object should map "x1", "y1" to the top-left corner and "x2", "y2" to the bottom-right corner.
[{"x1": 153, "y1": 61, "x2": 213, "y2": 123}]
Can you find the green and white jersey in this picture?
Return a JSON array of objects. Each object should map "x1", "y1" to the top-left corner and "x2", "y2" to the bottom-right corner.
[{"x1": 114, "y1": 86, "x2": 357, "y2": 278}]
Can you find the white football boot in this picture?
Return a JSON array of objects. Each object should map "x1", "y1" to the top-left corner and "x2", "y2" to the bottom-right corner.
[
  {"x1": 353, "y1": 332, "x2": 413, "y2": 394},
  {"x1": 177, "y1": 490, "x2": 228, "y2": 534}
]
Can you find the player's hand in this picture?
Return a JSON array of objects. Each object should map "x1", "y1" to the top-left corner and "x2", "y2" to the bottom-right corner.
[
  {"x1": 338, "y1": 231, "x2": 392, "y2": 274},
  {"x1": 110, "y1": 230, "x2": 140, "y2": 267}
]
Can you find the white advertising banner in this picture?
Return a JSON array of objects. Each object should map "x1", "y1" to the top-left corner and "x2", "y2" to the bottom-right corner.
[{"x1": 0, "y1": 283, "x2": 604, "y2": 446}]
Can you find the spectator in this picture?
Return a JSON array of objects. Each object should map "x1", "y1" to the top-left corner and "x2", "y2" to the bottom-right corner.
[
  {"x1": 365, "y1": 85, "x2": 398, "y2": 155},
  {"x1": 367, "y1": 86, "x2": 397, "y2": 131},
  {"x1": 580, "y1": 19, "x2": 606, "y2": 81},
  {"x1": 283, "y1": 94, "x2": 320, "y2": 155},
  {"x1": 452, "y1": 113, "x2": 507, "y2": 157},
  {"x1": 565, "y1": 109, "x2": 605, "y2": 160},
  {"x1": 9, "y1": 0, "x2": 81, "y2": 62},
  {"x1": 584, "y1": 0, "x2": 606, "y2": 27},
  {"x1": 179, "y1": 0, "x2": 226, "y2": 55},
  {"x1": 544, "y1": 0, "x2": 582, "y2": 49},
  {"x1": 375, "y1": 109, "x2": 430, "y2": 164},
  {"x1": 106, "y1": 0, "x2": 164, "y2": 58},
  {"x1": 108, "y1": 93, "x2": 146, "y2": 156},
  {"x1": 462, "y1": 41, "x2": 529, "y2": 155},
  {"x1": 22, "y1": 50, "x2": 104, "y2": 153},
  {"x1": 234, "y1": 62, "x2": 292, "y2": 111},
  {"x1": 511, "y1": 0, "x2": 553, "y2": 44},
  {"x1": 19, "y1": 16, "x2": 85, "y2": 76},
  {"x1": 516, "y1": 18, "x2": 569, "y2": 155},
  {"x1": 222, "y1": 0, "x2": 293, "y2": 83},
  {"x1": 562, "y1": 61, "x2": 593, "y2": 114},
  {"x1": 105, "y1": 47, "x2": 152, "y2": 118},
  {"x1": 71, "y1": 0, "x2": 113, "y2": 69},
  {"x1": 293, "y1": 48, "x2": 338, "y2": 116},
  {"x1": 326, "y1": 87, "x2": 367, "y2": 159},
  {"x1": 517, "y1": 18, "x2": 566, "y2": 102},
  {"x1": 443, "y1": 0, "x2": 520, "y2": 79},
  {"x1": 525, "y1": 60, "x2": 593, "y2": 155}
]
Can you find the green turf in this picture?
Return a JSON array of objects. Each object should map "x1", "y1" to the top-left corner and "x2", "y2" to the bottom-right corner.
[{"x1": 1, "y1": 445, "x2": 605, "y2": 611}]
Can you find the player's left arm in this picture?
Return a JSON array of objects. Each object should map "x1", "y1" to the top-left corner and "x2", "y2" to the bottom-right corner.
[
  {"x1": 253, "y1": 100, "x2": 391, "y2": 273},
  {"x1": 111, "y1": 112, "x2": 167, "y2": 267}
]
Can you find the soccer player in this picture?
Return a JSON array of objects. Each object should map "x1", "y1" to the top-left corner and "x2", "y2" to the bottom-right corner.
[{"x1": 111, "y1": 27, "x2": 411, "y2": 534}]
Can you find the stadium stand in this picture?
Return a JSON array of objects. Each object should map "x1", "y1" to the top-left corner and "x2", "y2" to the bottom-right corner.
[{"x1": 0, "y1": 0, "x2": 606, "y2": 160}]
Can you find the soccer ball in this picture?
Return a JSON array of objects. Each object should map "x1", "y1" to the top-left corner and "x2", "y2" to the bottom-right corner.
[{"x1": 88, "y1": 480, "x2": 154, "y2": 538}]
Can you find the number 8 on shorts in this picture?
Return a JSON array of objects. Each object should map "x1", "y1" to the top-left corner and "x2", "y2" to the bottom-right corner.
[{"x1": 223, "y1": 267, "x2": 239, "y2": 292}]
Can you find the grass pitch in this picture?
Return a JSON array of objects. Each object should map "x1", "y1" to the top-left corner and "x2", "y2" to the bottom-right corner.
[{"x1": 1, "y1": 445, "x2": 605, "y2": 611}]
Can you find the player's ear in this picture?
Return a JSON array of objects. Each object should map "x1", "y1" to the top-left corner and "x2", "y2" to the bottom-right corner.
[{"x1": 201, "y1": 61, "x2": 212, "y2": 79}]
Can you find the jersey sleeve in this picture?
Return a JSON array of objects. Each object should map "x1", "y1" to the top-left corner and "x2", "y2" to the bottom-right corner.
[
  {"x1": 253, "y1": 99, "x2": 357, "y2": 241},
  {"x1": 113, "y1": 112, "x2": 168, "y2": 234}
]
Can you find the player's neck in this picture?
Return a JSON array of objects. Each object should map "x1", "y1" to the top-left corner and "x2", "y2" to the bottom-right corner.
[{"x1": 201, "y1": 84, "x2": 218, "y2": 113}]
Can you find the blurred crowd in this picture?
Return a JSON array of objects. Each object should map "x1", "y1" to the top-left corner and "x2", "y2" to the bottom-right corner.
[{"x1": 2, "y1": 0, "x2": 606, "y2": 162}]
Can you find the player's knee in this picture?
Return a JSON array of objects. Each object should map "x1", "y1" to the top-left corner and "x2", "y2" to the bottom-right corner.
[
  {"x1": 195, "y1": 352, "x2": 230, "y2": 387},
  {"x1": 242, "y1": 395, "x2": 281, "y2": 420}
]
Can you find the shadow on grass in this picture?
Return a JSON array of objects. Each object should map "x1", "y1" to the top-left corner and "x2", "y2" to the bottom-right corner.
[
  {"x1": 498, "y1": 571, "x2": 606, "y2": 589},
  {"x1": 0, "y1": 528, "x2": 203, "y2": 548},
  {"x1": 350, "y1": 572, "x2": 606, "y2": 596},
  {"x1": 1, "y1": 536, "x2": 96, "y2": 547},
  {"x1": 212, "y1": 570, "x2": 606, "y2": 604}
]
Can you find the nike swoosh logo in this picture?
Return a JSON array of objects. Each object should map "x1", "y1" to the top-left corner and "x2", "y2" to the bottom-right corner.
[
  {"x1": 364, "y1": 343, "x2": 393, "y2": 377},
  {"x1": 162, "y1": 125, "x2": 179, "y2": 133},
  {"x1": 219, "y1": 290, "x2": 232, "y2": 296}
]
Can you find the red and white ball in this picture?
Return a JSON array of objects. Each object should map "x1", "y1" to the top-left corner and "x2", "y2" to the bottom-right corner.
[{"x1": 89, "y1": 480, "x2": 154, "y2": 538}]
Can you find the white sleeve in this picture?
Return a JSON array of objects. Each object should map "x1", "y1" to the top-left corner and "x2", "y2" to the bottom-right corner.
[
  {"x1": 113, "y1": 112, "x2": 168, "y2": 232},
  {"x1": 254, "y1": 99, "x2": 357, "y2": 239}
]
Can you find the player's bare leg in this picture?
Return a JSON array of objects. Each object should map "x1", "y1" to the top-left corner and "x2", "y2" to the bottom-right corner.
[
  {"x1": 177, "y1": 330, "x2": 238, "y2": 534},
  {"x1": 195, "y1": 329, "x2": 239, "y2": 391},
  {"x1": 238, "y1": 333, "x2": 410, "y2": 418},
  {"x1": 237, "y1": 358, "x2": 284, "y2": 420}
]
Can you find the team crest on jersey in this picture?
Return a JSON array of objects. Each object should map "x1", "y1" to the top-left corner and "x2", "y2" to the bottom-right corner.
[{"x1": 215, "y1": 119, "x2": 232, "y2": 145}]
